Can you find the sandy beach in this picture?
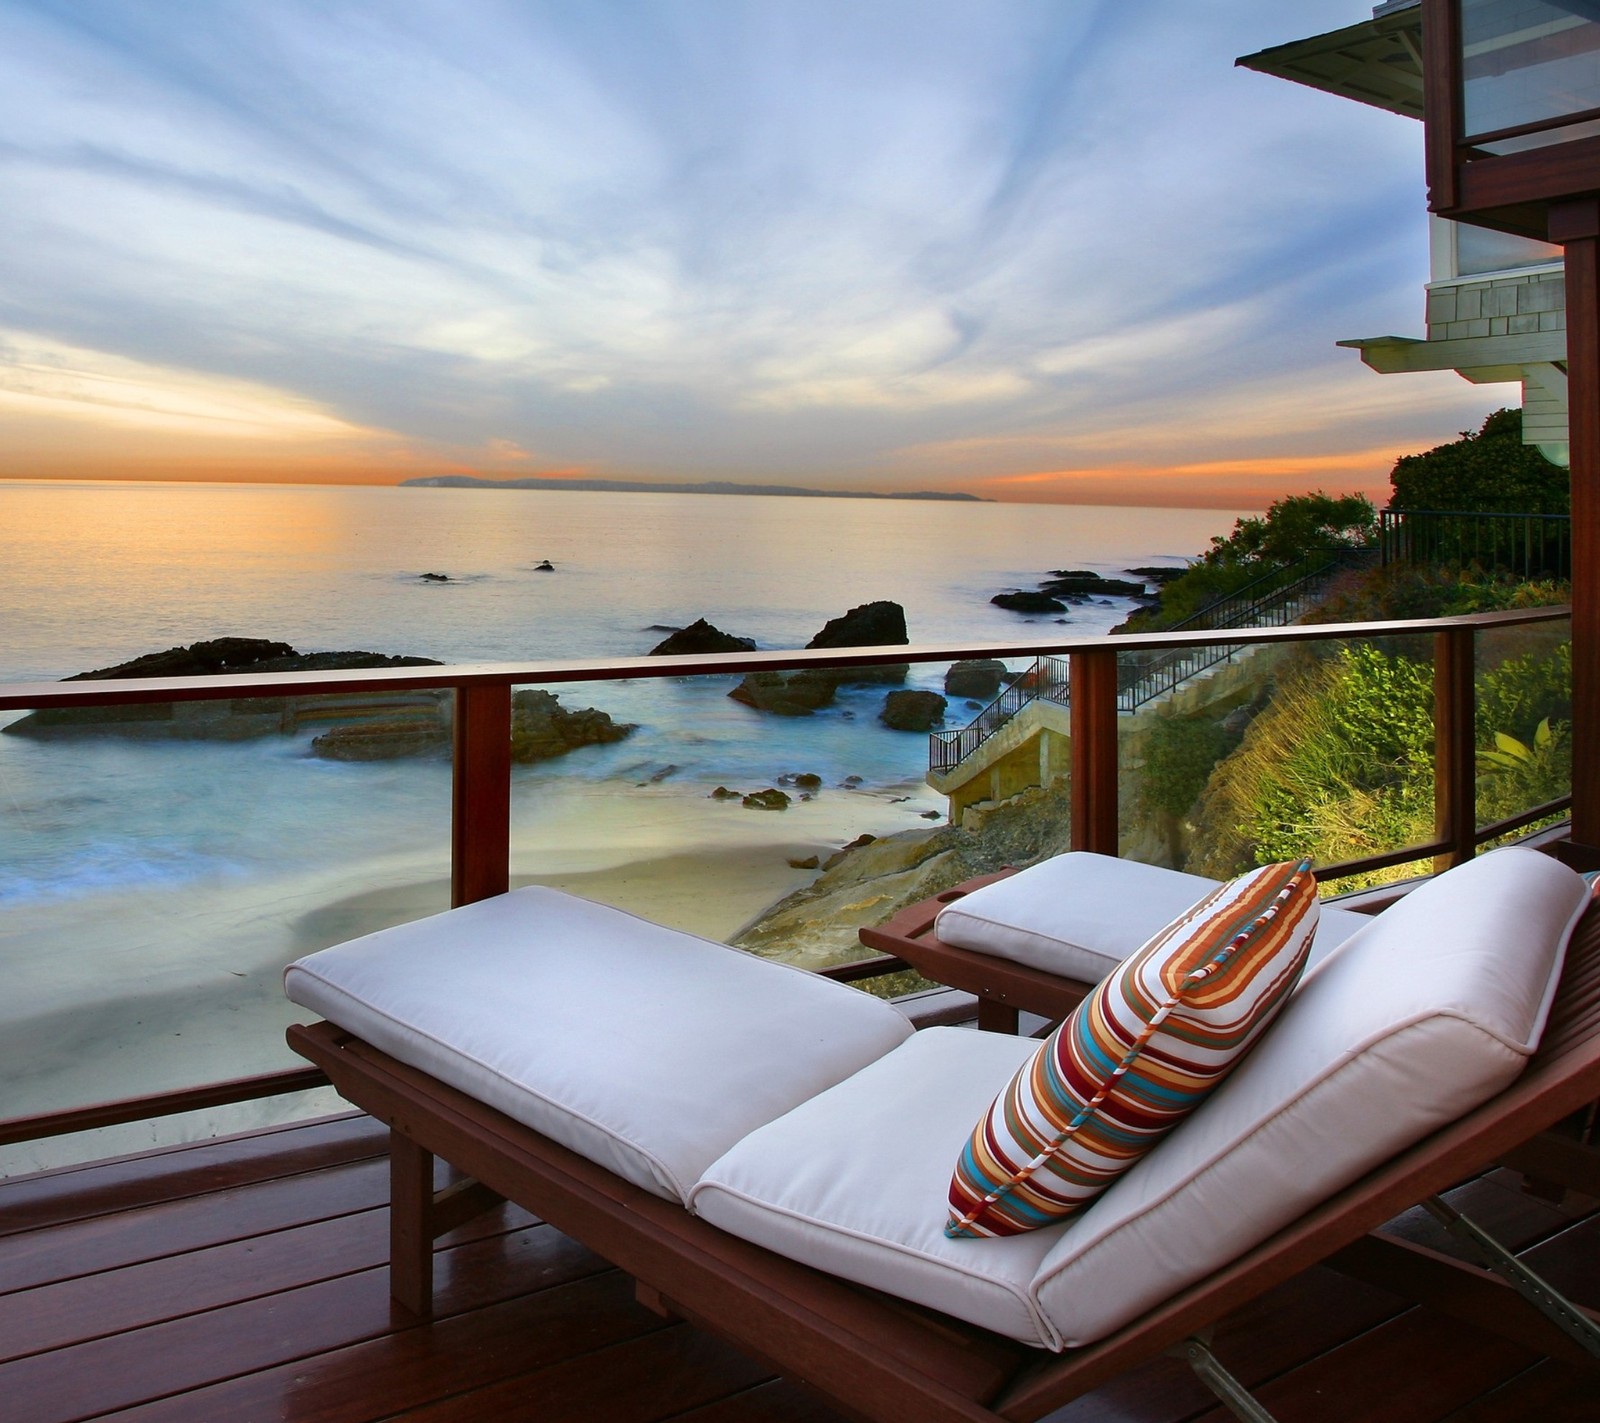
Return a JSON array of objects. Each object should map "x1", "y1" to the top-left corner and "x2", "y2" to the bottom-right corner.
[{"x1": 0, "y1": 774, "x2": 941, "y2": 1176}]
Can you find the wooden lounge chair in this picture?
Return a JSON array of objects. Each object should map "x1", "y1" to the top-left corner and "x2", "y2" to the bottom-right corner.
[
  {"x1": 286, "y1": 851, "x2": 1600, "y2": 1423},
  {"x1": 860, "y1": 855, "x2": 1381, "y2": 1032}
]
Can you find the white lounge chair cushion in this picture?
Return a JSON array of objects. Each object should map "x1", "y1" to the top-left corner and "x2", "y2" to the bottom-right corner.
[
  {"x1": 935, "y1": 852, "x2": 1370, "y2": 981},
  {"x1": 284, "y1": 886, "x2": 913, "y2": 1205},
  {"x1": 692, "y1": 1027, "x2": 1070, "y2": 1348},
  {"x1": 1030, "y1": 846, "x2": 1590, "y2": 1347}
]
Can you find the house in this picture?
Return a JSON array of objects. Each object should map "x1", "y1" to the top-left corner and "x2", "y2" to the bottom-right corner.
[{"x1": 1240, "y1": 0, "x2": 1572, "y2": 467}]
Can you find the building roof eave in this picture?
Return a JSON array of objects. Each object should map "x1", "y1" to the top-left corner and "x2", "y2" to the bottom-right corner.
[{"x1": 1237, "y1": 3, "x2": 1424, "y2": 120}]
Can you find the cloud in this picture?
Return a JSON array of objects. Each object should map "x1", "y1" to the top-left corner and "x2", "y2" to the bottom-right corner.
[{"x1": 0, "y1": 1, "x2": 1510, "y2": 500}]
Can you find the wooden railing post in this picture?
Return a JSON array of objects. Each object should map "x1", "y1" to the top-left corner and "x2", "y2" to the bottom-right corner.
[
  {"x1": 452, "y1": 683, "x2": 512, "y2": 907},
  {"x1": 1434, "y1": 626, "x2": 1477, "y2": 872},
  {"x1": 1070, "y1": 648, "x2": 1119, "y2": 855}
]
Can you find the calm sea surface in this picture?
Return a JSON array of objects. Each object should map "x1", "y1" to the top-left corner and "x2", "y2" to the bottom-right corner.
[{"x1": 0, "y1": 481, "x2": 1237, "y2": 907}]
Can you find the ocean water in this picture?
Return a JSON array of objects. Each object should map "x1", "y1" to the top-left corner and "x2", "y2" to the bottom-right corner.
[
  {"x1": 0, "y1": 480, "x2": 1237, "y2": 1163},
  {"x1": 0, "y1": 481, "x2": 1235, "y2": 902}
]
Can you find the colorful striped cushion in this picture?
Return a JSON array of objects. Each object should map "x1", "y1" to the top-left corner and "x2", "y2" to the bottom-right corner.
[{"x1": 947, "y1": 859, "x2": 1318, "y2": 1238}]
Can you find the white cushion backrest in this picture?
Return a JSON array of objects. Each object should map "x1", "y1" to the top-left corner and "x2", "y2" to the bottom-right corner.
[{"x1": 1029, "y1": 846, "x2": 1591, "y2": 1347}]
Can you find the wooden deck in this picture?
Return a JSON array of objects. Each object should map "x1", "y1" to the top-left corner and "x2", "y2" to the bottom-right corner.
[{"x1": 1, "y1": 1112, "x2": 1596, "y2": 1423}]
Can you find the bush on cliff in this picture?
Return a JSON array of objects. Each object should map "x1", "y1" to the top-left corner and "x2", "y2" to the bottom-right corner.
[{"x1": 1185, "y1": 638, "x2": 1571, "y2": 886}]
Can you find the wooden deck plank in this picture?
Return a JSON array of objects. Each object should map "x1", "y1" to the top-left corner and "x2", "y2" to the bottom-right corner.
[
  {"x1": 0, "y1": 1114, "x2": 1595, "y2": 1423},
  {"x1": 1, "y1": 1198, "x2": 546, "y2": 1364},
  {"x1": 666, "y1": 1380, "x2": 849, "y2": 1423},
  {"x1": 384, "y1": 1323, "x2": 777, "y2": 1421},
  {"x1": 1189, "y1": 1310, "x2": 1541, "y2": 1423},
  {"x1": 1, "y1": 1226, "x2": 607, "y2": 1423},
  {"x1": 0, "y1": 1158, "x2": 388, "y2": 1295},
  {"x1": 0, "y1": 1114, "x2": 385, "y2": 1239},
  {"x1": 1438, "y1": 1360, "x2": 1600, "y2": 1421},
  {"x1": 98, "y1": 1269, "x2": 662, "y2": 1423}
]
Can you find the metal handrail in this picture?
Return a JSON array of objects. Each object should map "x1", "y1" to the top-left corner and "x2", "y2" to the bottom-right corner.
[
  {"x1": 1380, "y1": 509, "x2": 1572, "y2": 580},
  {"x1": 930, "y1": 554, "x2": 1351, "y2": 773}
]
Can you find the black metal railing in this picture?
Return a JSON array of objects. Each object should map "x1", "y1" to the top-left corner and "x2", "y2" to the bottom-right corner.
[
  {"x1": 1380, "y1": 509, "x2": 1572, "y2": 580},
  {"x1": 929, "y1": 554, "x2": 1351, "y2": 774},
  {"x1": 929, "y1": 655, "x2": 1069, "y2": 773}
]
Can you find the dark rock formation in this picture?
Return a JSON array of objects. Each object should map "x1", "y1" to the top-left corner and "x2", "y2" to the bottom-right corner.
[
  {"x1": 822, "y1": 833, "x2": 877, "y2": 870},
  {"x1": 310, "y1": 720, "x2": 450, "y2": 761},
  {"x1": 728, "y1": 669, "x2": 836, "y2": 716},
  {"x1": 1040, "y1": 571, "x2": 1148, "y2": 598},
  {"x1": 788, "y1": 855, "x2": 820, "y2": 869},
  {"x1": 534, "y1": 560, "x2": 555, "y2": 572},
  {"x1": 420, "y1": 572, "x2": 451, "y2": 582},
  {"x1": 806, "y1": 600, "x2": 909, "y2": 684},
  {"x1": 3, "y1": 639, "x2": 443, "y2": 741},
  {"x1": 991, "y1": 591, "x2": 1067, "y2": 614},
  {"x1": 508, "y1": 689, "x2": 636, "y2": 763},
  {"x1": 649, "y1": 618, "x2": 757, "y2": 656},
  {"x1": 879, "y1": 689, "x2": 947, "y2": 732},
  {"x1": 943, "y1": 659, "x2": 1008, "y2": 699},
  {"x1": 793, "y1": 772, "x2": 823, "y2": 790},
  {"x1": 742, "y1": 788, "x2": 791, "y2": 811},
  {"x1": 711, "y1": 786, "x2": 741, "y2": 800}
]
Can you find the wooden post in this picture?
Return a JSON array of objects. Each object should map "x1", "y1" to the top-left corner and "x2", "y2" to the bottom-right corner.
[
  {"x1": 1070, "y1": 648, "x2": 1119, "y2": 856},
  {"x1": 390, "y1": 1131, "x2": 435, "y2": 1317},
  {"x1": 1553, "y1": 204, "x2": 1600, "y2": 849},
  {"x1": 451, "y1": 683, "x2": 512, "y2": 907},
  {"x1": 1433, "y1": 625, "x2": 1477, "y2": 871}
]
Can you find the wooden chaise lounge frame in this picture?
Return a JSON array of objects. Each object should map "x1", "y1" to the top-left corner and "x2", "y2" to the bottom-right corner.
[{"x1": 288, "y1": 901, "x2": 1600, "y2": 1423}]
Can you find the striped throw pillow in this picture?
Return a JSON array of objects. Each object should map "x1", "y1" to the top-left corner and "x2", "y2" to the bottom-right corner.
[{"x1": 947, "y1": 859, "x2": 1318, "y2": 1238}]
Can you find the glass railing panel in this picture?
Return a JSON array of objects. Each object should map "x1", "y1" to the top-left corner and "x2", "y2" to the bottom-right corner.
[
  {"x1": 1475, "y1": 613, "x2": 1573, "y2": 837},
  {"x1": 1116, "y1": 632, "x2": 1447, "y2": 890},
  {"x1": 508, "y1": 663, "x2": 958, "y2": 980},
  {"x1": 0, "y1": 688, "x2": 452, "y2": 1174},
  {"x1": 1116, "y1": 638, "x2": 1282, "y2": 878}
]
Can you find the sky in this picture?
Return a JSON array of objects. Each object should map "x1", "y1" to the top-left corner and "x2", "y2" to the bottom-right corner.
[{"x1": 0, "y1": 0, "x2": 1524, "y2": 508}]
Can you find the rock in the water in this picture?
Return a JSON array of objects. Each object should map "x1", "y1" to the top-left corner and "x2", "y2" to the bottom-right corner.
[
  {"x1": 728, "y1": 669, "x2": 836, "y2": 716},
  {"x1": 806, "y1": 600, "x2": 909, "y2": 684},
  {"x1": 420, "y1": 572, "x2": 451, "y2": 582},
  {"x1": 787, "y1": 855, "x2": 820, "y2": 869},
  {"x1": 3, "y1": 639, "x2": 443, "y2": 741},
  {"x1": 710, "y1": 786, "x2": 741, "y2": 800},
  {"x1": 742, "y1": 788, "x2": 790, "y2": 810},
  {"x1": 509, "y1": 689, "x2": 636, "y2": 762},
  {"x1": 943, "y1": 658, "x2": 1008, "y2": 699},
  {"x1": 650, "y1": 617, "x2": 757, "y2": 656},
  {"x1": 1040, "y1": 571, "x2": 1148, "y2": 597},
  {"x1": 534, "y1": 560, "x2": 555, "y2": 571},
  {"x1": 310, "y1": 720, "x2": 450, "y2": 761},
  {"x1": 991, "y1": 590, "x2": 1066, "y2": 614},
  {"x1": 880, "y1": 689, "x2": 947, "y2": 732},
  {"x1": 794, "y1": 772, "x2": 823, "y2": 790}
]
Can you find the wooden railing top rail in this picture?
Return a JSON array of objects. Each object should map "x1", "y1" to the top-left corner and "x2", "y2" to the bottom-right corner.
[{"x1": 0, "y1": 605, "x2": 1571, "y2": 712}]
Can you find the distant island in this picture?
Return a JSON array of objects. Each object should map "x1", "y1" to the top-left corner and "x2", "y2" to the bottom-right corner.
[{"x1": 400, "y1": 475, "x2": 985, "y2": 502}]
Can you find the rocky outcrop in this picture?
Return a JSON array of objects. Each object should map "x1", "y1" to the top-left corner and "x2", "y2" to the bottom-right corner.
[
  {"x1": 2, "y1": 639, "x2": 443, "y2": 741},
  {"x1": 742, "y1": 788, "x2": 791, "y2": 811},
  {"x1": 879, "y1": 689, "x2": 947, "y2": 732},
  {"x1": 991, "y1": 590, "x2": 1066, "y2": 614},
  {"x1": 805, "y1": 600, "x2": 909, "y2": 684},
  {"x1": 728, "y1": 669, "x2": 836, "y2": 716},
  {"x1": 310, "y1": 720, "x2": 450, "y2": 761},
  {"x1": 944, "y1": 659, "x2": 1008, "y2": 699},
  {"x1": 1040, "y1": 569, "x2": 1150, "y2": 598},
  {"x1": 509, "y1": 689, "x2": 636, "y2": 762},
  {"x1": 734, "y1": 779, "x2": 1074, "y2": 972},
  {"x1": 649, "y1": 618, "x2": 757, "y2": 656}
]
